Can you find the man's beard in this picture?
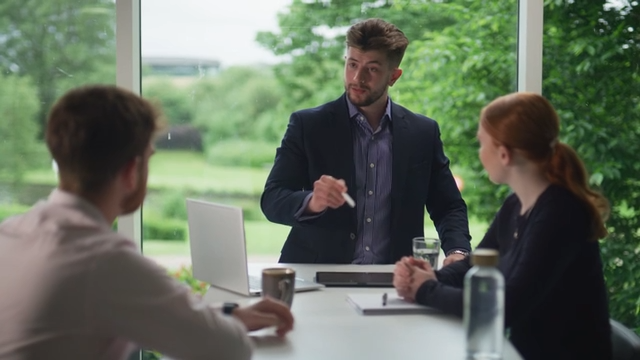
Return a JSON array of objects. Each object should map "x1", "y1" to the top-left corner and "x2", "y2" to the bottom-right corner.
[
  {"x1": 119, "y1": 163, "x2": 147, "y2": 215},
  {"x1": 345, "y1": 83, "x2": 387, "y2": 107}
]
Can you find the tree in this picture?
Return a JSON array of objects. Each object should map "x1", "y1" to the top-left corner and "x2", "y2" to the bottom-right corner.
[
  {"x1": 178, "y1": 65, "x2": 287, "y2": 167},
  {"x1": 395, "y1": 0, "x2": 518, "y2": 219},
  {"x1": 0, "y1": 0, "x2": 116, "y2": 137},
  {"x1": 542, "y1": 0, "x2": 640, "y2": 331},
  {"x1": 256, "y1": 0, "x2": 460, "y2": 111},
  {"x1": 0, "y1": 75, "x2": 43, "y2": 184},
  {"x1": 143, "y1": 78, "x2": 195, "y2": 125},
  {"x1": 190, "y1": 66, "x2": 284, "y2": 144}
]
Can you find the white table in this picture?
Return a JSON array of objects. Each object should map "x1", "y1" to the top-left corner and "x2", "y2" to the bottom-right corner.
[{"x1": 203, "y1": 264, "x2": 523, "y2": 360}]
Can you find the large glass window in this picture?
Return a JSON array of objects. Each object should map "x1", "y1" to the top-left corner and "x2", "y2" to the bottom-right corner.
[
  {"x1": 542, "y1": 0, "x2": 640, "y2": 333},
  {"x1": 139, "y1": 0, "x2": 519, "y2": 271},
  {"x1": 0, "y1": 1, "x2": 116, "y2": 235},
  {"x1": 140, "y1": 0, "x2": 294, "y2": 270}
]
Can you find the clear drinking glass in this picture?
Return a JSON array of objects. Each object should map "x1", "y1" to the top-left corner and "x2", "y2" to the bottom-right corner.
[{"x1": 412, "y1": 237, "x2": 441, "y2": 268}]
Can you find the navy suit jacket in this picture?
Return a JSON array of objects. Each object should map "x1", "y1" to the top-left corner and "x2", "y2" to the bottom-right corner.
[{"x1": 261, "y1": 94, "x2": 471, "y2": 264}]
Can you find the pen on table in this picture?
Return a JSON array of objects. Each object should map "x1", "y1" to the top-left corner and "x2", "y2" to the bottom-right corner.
[
  {"x1": 342, "y1": 192, "x2": 356, "y2": 208},
  {"x1": 382, "y1": 292, "x2": 388, "y2": 306}
]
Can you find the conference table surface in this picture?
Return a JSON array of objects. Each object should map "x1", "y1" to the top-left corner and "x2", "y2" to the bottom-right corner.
[{"x1": 202, "y1": 263, "x2": 523, "y2": 360}]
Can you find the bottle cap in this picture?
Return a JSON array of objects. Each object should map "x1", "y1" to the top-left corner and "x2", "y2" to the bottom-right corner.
[{"x1": 471, "y1": 249, "x2": 499, "y2": 267}]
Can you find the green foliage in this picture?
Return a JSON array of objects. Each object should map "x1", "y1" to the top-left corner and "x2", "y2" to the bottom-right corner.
[
  {"x1": 144, "y1": 150, "x2": 270, "y2": 195},
  {"x1": 395, "y1": 0, "x2": 518, "y2": 220},
  {"x1": 0, "y1": 0, "x2": 116, "y2": 137},
  {"x1": 253, "y1": 106, "x2": 291, "y2": 143},
  {"x1": 190, "y1": 66, "x2": 285, "y2": 146},
  {"x1": 169, "y1": 265, "x2": 208, "y2": 296},
  {"x1": 143, "y1": 214, "x2": 187, "y2": 242},
  {"x1": 241, "y1": 205, "x2": 265, "y2": 222},
  {"x1": 0, "y1": 75, "x2": 44, "y2": 184},
  {"x1": 601, "y1": 236, "x2": 640, "y2": 332},
  {"x1": 158, "y1": 190, "x2": 188, "y2": 220},
  {"x1": 141, "y1": 350, "x2": 161, "y2": 360},
  {"x1": 138, "y1": 66, "x2": 286, "y2": 156},
  {"x1": 257, "y1": 0, "x2": 370, "y2": 110},
  {"x1": 255, "y1": 0, "x2": 475, "y2": 111},
  {"x1": 142, "y1": 78, "x2": 194, "y2": 125},
  {"x1": 541, "y1": 0, "x2": 640, "y2": 332},
  {"x1": 0, "y1": 203, "x2": 30, "y2": 222},
  {"x1": 206, "y1": 139, "x2": 278, "y2": 168}
]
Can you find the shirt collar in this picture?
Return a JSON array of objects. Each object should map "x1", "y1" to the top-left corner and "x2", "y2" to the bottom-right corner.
[
  {"x1": 345, "y1": 94, "x2": 393, "y2": 122},
  {"x1": 48, "y1": 188, "x2": 111, "y2": 228}
]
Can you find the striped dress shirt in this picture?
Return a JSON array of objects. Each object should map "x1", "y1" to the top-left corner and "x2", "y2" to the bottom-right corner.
[{"x1": 348, "y1": 97, "x2": 393, "y2": 264}]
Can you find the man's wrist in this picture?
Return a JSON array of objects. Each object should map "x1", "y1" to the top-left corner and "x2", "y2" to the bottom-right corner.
[
  {"x1": 304, "y1": 199, "x2": 322, "y2": 214},
  {"x1": 222, "y1": 302, "x2": 239, "y2": 315},
  {"x1": 446, "y1": 249, "x2": 469, "y2": 257},
  {"x1": 295, "y1": 193, "x2": 323, "y2": 220}
]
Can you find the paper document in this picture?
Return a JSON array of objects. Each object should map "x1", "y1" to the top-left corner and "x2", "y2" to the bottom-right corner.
[{"x1": 346, "y1": 293, "x2": 438, "y2": 315}]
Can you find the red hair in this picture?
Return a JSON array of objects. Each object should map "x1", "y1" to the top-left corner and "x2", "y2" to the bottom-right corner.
[{"x1": 480, "y1": 92, "x2": 609, "y2": 241}]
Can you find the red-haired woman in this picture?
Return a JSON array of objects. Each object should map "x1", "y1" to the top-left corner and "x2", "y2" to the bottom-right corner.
[{"x1": 394, "y1": 92, "x2": 612, "y2": 360}]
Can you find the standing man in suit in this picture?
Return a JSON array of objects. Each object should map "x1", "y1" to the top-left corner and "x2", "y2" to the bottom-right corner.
[{"x1": 261, "y1": 18, "x2": 471, "y2": 265}]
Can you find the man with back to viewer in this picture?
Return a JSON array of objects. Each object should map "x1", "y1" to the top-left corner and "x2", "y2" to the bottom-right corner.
[
  {"x1": 261, "y1": 18, "x2": 472, "y2": 265},
  {"x1": 0, "y1": 85, "x2": 293, "y2": 360}
]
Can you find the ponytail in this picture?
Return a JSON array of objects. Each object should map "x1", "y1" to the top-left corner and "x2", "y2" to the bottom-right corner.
[{"x1": 546, "y1": 142, "x2": 609, "y2": 241}]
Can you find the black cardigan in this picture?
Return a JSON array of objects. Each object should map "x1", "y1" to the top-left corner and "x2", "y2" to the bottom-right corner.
[{"x1": 416, "y1": 185, "x2": 612, "y2": 360}]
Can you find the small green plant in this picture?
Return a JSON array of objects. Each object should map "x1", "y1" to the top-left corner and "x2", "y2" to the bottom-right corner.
[
  {"x1": 141, "y1": 350, "x2": 161, "y2": 360},
  {"x1": 169, "y1": 265, "x2": 208, "y2": 296}
]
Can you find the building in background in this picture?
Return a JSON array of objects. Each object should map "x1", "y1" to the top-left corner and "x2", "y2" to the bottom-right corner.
[{"x1": 142, "y1": 56, "x2": 220, "y2": 77}]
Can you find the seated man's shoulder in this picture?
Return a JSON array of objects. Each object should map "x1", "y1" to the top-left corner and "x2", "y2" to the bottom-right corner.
[
  {"x1": 89, "y1": 231, "x2": 139, "y2": 253},
  {"x1": 82, "y1": 232, "x2": 162, "y2": 282},
  {"x1": 46, "y1": 227, "x2": 142, "y2": 276}
]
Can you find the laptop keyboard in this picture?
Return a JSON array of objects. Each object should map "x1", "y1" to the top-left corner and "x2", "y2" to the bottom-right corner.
[{"x1": 248, "y1": 275, "x2": 261, "y2": 291}]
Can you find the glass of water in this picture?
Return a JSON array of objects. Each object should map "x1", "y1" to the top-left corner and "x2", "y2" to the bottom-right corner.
[{"x1": 412, "y1": 237, "x2": 440, "y2": 269}]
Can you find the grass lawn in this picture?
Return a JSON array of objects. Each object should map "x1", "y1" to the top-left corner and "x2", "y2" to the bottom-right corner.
[
  {"x1": 144, "y1": 220, "x2": 292, "y2": 256},
  {"x1": 21, "y1": 150, "x2": 272, "y2": 195},
  {"x1": 20, "y1": 150, "x2": 490, "y2": 257},
  {"x1": 143, "y1": 219, "x2": 488, "y2": 257},
  {"x1": 146, "y1": 151, "x2": 271, "y2": 195}
]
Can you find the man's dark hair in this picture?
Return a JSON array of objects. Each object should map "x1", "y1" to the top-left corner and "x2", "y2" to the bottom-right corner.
[
  {"x1": 46, "y1": 85, "x2": 162, "y2": 193},
  {"x1": 346, "y1": 18, "x2": 409, "y2": 68}
]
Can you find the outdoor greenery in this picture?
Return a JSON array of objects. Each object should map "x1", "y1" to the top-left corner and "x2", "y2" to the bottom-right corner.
[
  {"x1": 0, "y1": 0, "x2": 638, "y2": 335},
  {"x1": 0, "y1": 75, "x2": 48, "y2": 184},
  {"x1": 0, "y1": 0, "x2": 116, "y2": 136}
]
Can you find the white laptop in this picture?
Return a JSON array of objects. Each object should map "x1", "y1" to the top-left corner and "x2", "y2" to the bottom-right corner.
[{"x1": 186, "y1": 198, "x2": 324, "y2": 296}]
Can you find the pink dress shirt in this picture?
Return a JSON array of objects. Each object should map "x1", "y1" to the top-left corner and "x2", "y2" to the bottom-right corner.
[{"x1": 0, "y1": 189, "x2": 252, "y2": 360}]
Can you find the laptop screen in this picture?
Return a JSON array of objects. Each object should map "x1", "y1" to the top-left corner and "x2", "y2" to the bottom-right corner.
[{"x1": 185, "y1": 199, "x2": 252, "y2": 295}]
